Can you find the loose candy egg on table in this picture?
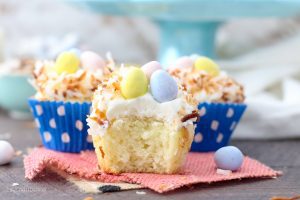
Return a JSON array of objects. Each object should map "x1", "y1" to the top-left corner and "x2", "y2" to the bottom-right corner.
[
  {"x1": 121, "y1": 67, "x2": 148, "y2": 99},
  {"x1": 214, "y1": 146, "x2": 244, "y2": 171},
  {"x1": 54, "y1": 52, "x2": 80, "y2": 74},
  {"x1": 150, "y1": 70, "x2": 178, "y2": 103},
  {"x1": 194, "y1": 56, "x2": 220, "y2": 76},
  {"x1": 0, "y1": 140, "x2": 15, "y2": 165},
  {"x1": 80, "y1": 51, "x2": 106, "y2": 71},
  {"x1": 141, "y1": 61, "x2": 162, "y2": 79}
]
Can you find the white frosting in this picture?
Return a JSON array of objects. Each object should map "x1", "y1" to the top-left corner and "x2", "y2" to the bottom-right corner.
[
  {"x1": 88, "y1": 92, "x2": 196, "y2": 136},
  {"x1": 87, "y1": 68, "x2": 197, "y2": 136},
  {"x1": 106, "y1": 93, "x2": 194, "y2": 123},
  {"x1": 88, "y1": 91, "x2": 197, "y2": 136}
]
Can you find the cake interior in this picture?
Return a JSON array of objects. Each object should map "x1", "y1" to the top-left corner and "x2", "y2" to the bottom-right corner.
[{"x1": 92, "y1": 116, "x2": 193, "y2": 174}]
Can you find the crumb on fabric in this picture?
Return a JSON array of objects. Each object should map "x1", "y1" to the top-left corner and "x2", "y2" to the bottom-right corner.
[
  {"x1": 136, "y1": 191, "x2": 146, "y2": 195},
  {"x1": 216, "y1": 168, "x2": 232, "y2": 175}
]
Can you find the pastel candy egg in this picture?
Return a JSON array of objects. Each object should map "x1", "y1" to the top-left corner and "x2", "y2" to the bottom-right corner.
[
  {"x1": 194, "y1": 56, "x2": 220, "y2": 76},
  {"x1": 175, "y1": 56, "x2": 194, "y2": 68},
  {"x1": 54, "y1": 52, "x2": 80, "y2": 74},
  {"x1": 80, "y1": 51, "x2": 105, "y2": 71},
  {"x1": 0, "y1": 140, "x2": 14, "y2": 165},
  {"x1": 150, "y1": 70, "x2": 178, "y2": 103},
  {"x1": 214, "y1": 146, "x2": 244, "y2": 171},
  {"x1": 169, "y1": 56, "x2": 194, "y2": 72},
  {"x1": 141, "y1": 61, "x2": 162, "y2": 79},
  {"x1": 121, "y1": 67, "x2": 148, "y2": 99}
]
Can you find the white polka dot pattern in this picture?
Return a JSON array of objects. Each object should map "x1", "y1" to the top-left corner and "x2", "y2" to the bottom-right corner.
[
  {"x1": 43, "y1": 132, "x2": 52, "y2": 142},
  {"x1": 87, "y1": 135, "x2": 93, "y2": 143},
  {"x1": 211, "y1": 120, "x2": 219, "y2": 131},
  {"x1": 35, "y1": 119, "x2": 40, "y2": 128},
  {"x1": 226, "y1": 108, "x2": 234, "y2": 118},
  {"x1": 57, "y1": 106, "x2": 65, "y2": 116},
  {"x1": 230, "y1": 121, "x2": 237, "y2": 131},
  {"x1": 35, "y1": 105, "x2": 43, "y2": 116},
  {"x1": 194, "y1": 133, "x2": 203, "y2": 143},
  {"x1": 49, "y1": 118, "x2": 56, "y2": 128},
  {"x1": 199, "y1": 107, "x2": 206, "y2": 117},
  {"x1": 216, "y1": 133, "x2": 223, "y2": 143},
  {"x1": 75, "y1": 120, "x2": 83, "y2": 131},
  {"x1": 61, "y1": 133, "x2": 70, "y2": 143}
]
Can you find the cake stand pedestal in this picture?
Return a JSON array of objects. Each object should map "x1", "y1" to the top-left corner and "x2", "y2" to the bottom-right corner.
[{"x1": 66, "y1": 0, "x2": 300, "y2": 66}]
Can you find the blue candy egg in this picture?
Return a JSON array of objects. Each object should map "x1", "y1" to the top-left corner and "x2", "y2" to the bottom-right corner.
[
  {"x1": 214, "y1": 146, "x2": 244, "y2": 171},
  {"x1": 150, "y1": 70, "x2": 178, "y2": 103}
]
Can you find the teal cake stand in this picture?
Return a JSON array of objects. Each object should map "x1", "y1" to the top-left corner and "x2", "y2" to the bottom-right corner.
[{"x1": 66, "y1": 0, "x2": 300, "y2": 66}]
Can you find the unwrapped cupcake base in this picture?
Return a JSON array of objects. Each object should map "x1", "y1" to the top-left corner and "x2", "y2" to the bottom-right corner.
[
  {"x1": 28, "y1": 99, "x2": 93, "y2": 153},
  {"x1": 191, "y1": 102, "x2": 247, "y2": 152}
]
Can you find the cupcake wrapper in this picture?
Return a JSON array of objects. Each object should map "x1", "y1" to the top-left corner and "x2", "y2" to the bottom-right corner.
[
  {"x1": 191, "y1": 102, "x2": 247, "y2": 152},
  {"x1": 28, "y1": 99, "x2": 93, "y2": 153}
]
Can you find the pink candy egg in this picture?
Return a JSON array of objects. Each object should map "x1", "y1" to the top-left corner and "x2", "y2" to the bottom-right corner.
[
  {"x1": 169, "y1": 56, "x2": 194, "y2": 72},
  {"x1": 80, "y1": 51, "x2": 105, "y2": 71},
  {"x1": 141, "y1": 61, "x2": 162, "y2": 79}
]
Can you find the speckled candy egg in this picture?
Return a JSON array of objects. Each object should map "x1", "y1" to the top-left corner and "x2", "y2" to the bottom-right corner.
[
  {"x1": 54, "y1": 52, "x2": 80, "y2": 74},
  {"x1": 150, "y1": 70, "x2": 178, "y2": 103},
  {"x1": 169, "y1": 56, "x2": 194, "y2": 72},
  {"x1": 80, "y1": 51, "x2": 105, "y2": 71},
  {"x1": 141, "y1": 61, "x2": 162, "y2": 79},
  {"x1": 194, "y1": 56, "x2": 220, "y2": 76},
  {"x1": 214, "y1": 146, "x2": 244, "y2": 171},
  {"x1": 0, "y1": 140, "x2": 14, "y2": 165},
  {"x1": 121, "y1": 67, "x2": 148, "y2": 99},
  {"x1": 175, "y1": 56, "x2": 194, "y2": 68}
]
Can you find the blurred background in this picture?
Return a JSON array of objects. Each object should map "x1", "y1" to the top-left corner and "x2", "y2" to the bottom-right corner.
[{"x1": 1, "y1": 0, "x2": 300, "y2": 138}]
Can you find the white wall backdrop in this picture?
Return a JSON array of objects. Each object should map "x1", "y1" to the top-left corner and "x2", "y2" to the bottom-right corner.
[{"x1": 1, "y1": 0, "x2": 300, "y2": 63}]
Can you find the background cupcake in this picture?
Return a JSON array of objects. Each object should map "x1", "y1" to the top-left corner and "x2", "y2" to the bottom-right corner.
[
  {"x1": 28, "y1": 50, "x2": 114, "y2": 153},
  {"x1": 0, "y1": 58, "x2": 35, "y2": 119},
  {"x1": 169, "y1": 56, "x2": 246, "y2": 152}
]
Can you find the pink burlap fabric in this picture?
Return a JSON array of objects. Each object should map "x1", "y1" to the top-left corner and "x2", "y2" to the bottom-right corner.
[{"x1": 24, "y1": 148, "x2": 281, "y2": 193}]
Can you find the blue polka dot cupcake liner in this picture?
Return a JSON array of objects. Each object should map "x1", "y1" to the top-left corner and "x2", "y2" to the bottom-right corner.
[
  {"x1": 191, "y1": 102, "x2": 247, "y2": 152},
  {"x1": 28, "y1": 99, "x2": 93, "y2": 153}
]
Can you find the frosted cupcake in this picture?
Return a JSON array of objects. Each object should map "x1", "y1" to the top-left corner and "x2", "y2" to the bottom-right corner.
[
  {"x1": 87, "y1": 61, "x2": 198, "y2": 174},
  {"x1": 28, "y1": 51, "x2": 114, "y2": 153},
  {"x1": 169, "y1": 56, "x2": 246, "y2": 152}
]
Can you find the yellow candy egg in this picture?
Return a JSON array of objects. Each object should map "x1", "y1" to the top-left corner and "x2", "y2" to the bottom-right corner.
[
  {"x1": 194, "y1": 56, "x2": 220, "y2": 76},
  {"x1": 54, "y1": 52, "x2": 80, "y2": 74},
  {"x1": 121, "y1": 67, "x2": 148, "y2": 99}
]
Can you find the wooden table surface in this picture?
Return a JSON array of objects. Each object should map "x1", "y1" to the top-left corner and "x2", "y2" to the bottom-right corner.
[{"x1": 0, "y1": 112, "x2": 299, "y2": 200}]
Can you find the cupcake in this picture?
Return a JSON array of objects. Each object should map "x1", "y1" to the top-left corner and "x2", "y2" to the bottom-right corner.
[
  {"x1": 87, "y1": 61, "x2": 198, "y2": 174},
  {"x1": 169, "y1": 56, "x2": 246, "y2": 152},
  {"x1": 28, "y1": 50, "x2": 114, "y2": 153}
]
